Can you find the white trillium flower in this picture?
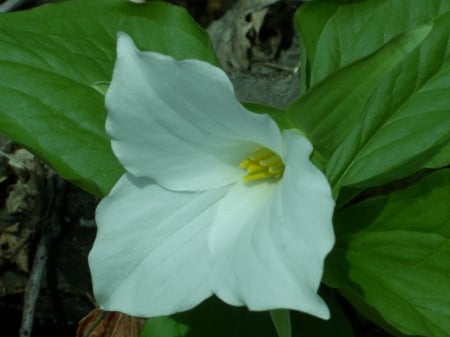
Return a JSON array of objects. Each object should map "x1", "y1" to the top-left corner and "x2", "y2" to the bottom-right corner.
[{"x1": 89, "y1": 33, "x2": 335, "y2": 320}]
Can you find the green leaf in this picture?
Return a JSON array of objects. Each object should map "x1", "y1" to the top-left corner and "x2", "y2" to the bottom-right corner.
[
  {"x1": 140, "y1": 316, "x2": 189, "y2": 337},
  {"x1": 326, "y1": 169, "x2": 450, "y2": 337},
  {"x1": 295, "y1": 0, "x2": 340, "y2": 94},
  {"x1": 296, "y1": 0, "x2": 450, "y2": 91},
  {"x1": 337, "y1": 289, "x2": 421, "y2": 337},
  {"x1": 426, "y1": 141, "x2": 450, "y2": 169},
  {"x1": 0, "y1": 0, "x2": 218, "y2": 196},
  {"x1": 286, "y1": 24, "x2": 432, "y2": 160},
  {"x1": 327, "y1": 11, "x2": 450, "y2": 192}
]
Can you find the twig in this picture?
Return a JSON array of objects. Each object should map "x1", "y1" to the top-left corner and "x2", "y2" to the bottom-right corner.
[
  {"x1": 19, "y1": 176, "x2": 65, "y2": 337},
  {"x1": 0, "y1": 0, "x2": 27, "y2": 13},
  {"x1": 252, "y1": 61, "x2": 300, "y2": 74}
]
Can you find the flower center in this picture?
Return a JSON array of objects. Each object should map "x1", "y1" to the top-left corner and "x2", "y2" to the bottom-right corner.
[{"x1": 239, "y1": 147, "x2": 284, "y2": 183}]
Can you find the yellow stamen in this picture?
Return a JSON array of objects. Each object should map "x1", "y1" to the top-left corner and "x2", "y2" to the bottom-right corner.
[
  {"x1": 249, "y1": 148, "x2": 272, "y2": 161},
  {"x1": 239, "y1": 159, "x2": 251, "y2": 169},
  {"x1": 260, "y1": 155, "x2": 281, "y2": 167},
  {"x1": 240, "y1": 147, "x2": 285, "y2": 183}
]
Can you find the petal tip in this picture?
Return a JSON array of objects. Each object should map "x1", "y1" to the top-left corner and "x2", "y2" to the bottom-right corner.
[{"x1": 116, "y1": 32, "x2": 137, "y2": 55}]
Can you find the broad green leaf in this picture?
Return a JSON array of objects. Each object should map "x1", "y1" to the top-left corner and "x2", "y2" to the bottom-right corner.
[
  {"x1": 286, "y1": 24, "x2": 432, "y2": 160},
  {"x1": 426, "y1": 141, "x2": 450, "y2": 169},
  {"x1": 337, "y1": 289, "x2": 420, "y2": 337},
  {"x1": 296, "y1": 0, "x2": 450, "y2": 91},
  {"x1": 326, "y1": 169, "x2": 450, "y2": 337},
  {"x1": 0, "y1": 0, "x2": 218, "y2": 196},
  {"x1": 295, "y1": 0, "x2": 340, "y2": 94},
  {"x1": 327, "y1": 12, "x2": 450, "y2": 192},
  {"x1": 140, "y1": 316, "x2": 189, "y2": 337}
]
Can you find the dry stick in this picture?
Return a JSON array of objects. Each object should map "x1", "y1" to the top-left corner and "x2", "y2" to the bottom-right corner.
[{"x1": 19, "y1": 176, "x2": 65, "y2": 337}]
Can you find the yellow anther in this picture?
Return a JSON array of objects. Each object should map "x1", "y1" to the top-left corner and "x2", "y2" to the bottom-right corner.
[
  {"x1": 239, "y1": 159, "x2": 251, "y2": 169},
  {"x1": 269, "y1": 164, "x2": 284, "y2": 175},
  {"x1": 239, "y1": 147, "x2": 284, "y2": 183},
  {"x1": 260, "y1": 154, "x2": 282, "y2": 167},
  {"x1": 243, "y1": 172, "x2": 271, "y2": 183},
  {"x1": 249, "y1": 147, "x2": 272, "y2": 161},
  {"x1": 247, "y1": 163, "x2": 263, "y2": 173}
]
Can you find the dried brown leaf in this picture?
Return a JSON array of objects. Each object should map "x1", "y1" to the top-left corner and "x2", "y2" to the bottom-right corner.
[{"x1": 77, "y1": 309, "x2": 146, "y2": 337}]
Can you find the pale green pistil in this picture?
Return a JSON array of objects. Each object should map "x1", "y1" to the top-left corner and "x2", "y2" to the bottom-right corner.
[{"x1": 239, "y1": 147, "x2": 284, "y2": 183}]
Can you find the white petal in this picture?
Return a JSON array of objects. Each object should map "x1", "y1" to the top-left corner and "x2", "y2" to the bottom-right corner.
[
  {"x1": 208, "y1": 130, "x2": 335, "y2": 319},
  {"x1": 89, "y1": 173, "x2": 229, "y2": 317},
  {"x1": 106, "y1": 33, "x2": 282, "y2": 191}
]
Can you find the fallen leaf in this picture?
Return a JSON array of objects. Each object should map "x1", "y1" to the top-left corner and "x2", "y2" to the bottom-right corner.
[{"x1": 77, "y1": 309, "x2": 146, "y2": 337}]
